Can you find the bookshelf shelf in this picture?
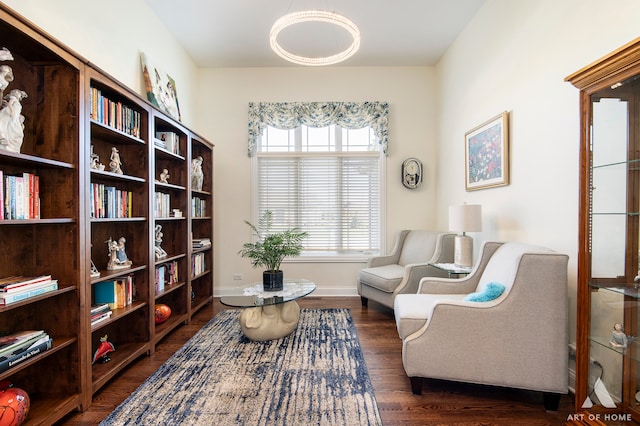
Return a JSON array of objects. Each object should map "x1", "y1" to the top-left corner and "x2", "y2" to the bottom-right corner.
[{"x1": 0, "y1": 4, "x2": 213, "y2": 423}]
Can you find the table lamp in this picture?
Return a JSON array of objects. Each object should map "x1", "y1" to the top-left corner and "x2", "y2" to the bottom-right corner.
[{"x1": 449, "y1": 204, "x2": 482, "y2": 267}]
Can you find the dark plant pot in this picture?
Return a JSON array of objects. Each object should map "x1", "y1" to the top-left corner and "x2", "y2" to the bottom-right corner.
[{"x1": 263, "y1": 270, "x2": 284, "y2": 291}]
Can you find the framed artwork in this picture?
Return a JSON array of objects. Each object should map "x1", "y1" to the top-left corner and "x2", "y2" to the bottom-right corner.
[
  {"x1": 464, "y1": 111, "x2": 509, "y2": 191},
  {"x1": 140, "y1": 52, "x2": 181, "y2": 122}
]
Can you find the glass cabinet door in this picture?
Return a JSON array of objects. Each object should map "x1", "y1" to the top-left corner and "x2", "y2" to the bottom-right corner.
[{"x1": 584, "y1": 72, "x2": 640, "y2": 418}]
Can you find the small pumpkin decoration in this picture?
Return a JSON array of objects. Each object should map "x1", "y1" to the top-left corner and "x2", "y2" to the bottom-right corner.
[{"x1": 155, "y1": 303, "x2": 171, "y2": 324}]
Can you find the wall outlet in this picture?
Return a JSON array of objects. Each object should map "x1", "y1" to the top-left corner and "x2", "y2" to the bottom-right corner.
[{"x1": 233, "y1": 274, "x2": 243, "y2": 280}]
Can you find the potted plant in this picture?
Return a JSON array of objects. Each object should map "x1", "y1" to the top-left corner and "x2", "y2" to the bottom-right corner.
[{"x1": 239, "y1": 210, "x2": 308, "y2": 291}]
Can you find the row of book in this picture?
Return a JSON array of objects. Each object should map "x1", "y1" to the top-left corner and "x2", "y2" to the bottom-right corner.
[
  {"x1": 90, "y1": 303, "x2": 112, "y2": 327},
  {"x1": 192, "y1": 252, "x2": 206, "y2": 277},
  {"x1": 0, "y1": 275, "x2": 58, "y2": 306},
  {"x1": 94, "y1": 275, "x2": 135, "y2": 310},
  {"x1": 0, "y1": 171, "x2": 40, "y2": 220},
  {"x1": 154, "y1": 191, "x2": 172, "y2": 218},
  {"x1": 155, "y1": 260, "x2": 179, "y2": 295},
  {"x1": 90, "y1": 183, "x2": 133, "y2": 219},
  {"x1": 90, "y1": 86, "x2": 142, "y2": 138},
  {"x1": 0, "y1": 330, "x2": 52, "y2": 373},
  {"x1": 192, "y1": 196, "x2": 206, "y2": 217},
  {"x1": 154, "y1": 131, "x2": 181, "y2": 156}
]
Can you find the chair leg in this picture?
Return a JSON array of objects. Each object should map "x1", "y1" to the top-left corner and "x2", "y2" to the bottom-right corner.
[
  {"x1": 543, "y1": 392, "x2": 561, "y2": 411},
  {"x1": 360, "y1": 296, "x2": 368, "y2": 307},
  {"x1": 410, "y1": 377, "x2": 423, "y2": 395}
]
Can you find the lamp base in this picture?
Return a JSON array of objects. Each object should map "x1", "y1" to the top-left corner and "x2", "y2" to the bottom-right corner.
[{"x1": 454, "y1": 235, "x2": 473, "y2": 268}]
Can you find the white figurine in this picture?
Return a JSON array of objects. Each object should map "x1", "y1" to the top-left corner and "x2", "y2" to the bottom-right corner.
[
  {"x1": 159, "y1": 168, "x2": 170, "y2": 183},
  {"x1": 610, "y1": 323, "x2": 628, "y2": 349},
  {"x1": 191, "y1": 156, "x2": 204, "y2": 191},
  {"x1": 0, "y1": 89, "x2": 27, "y2": 153},
  {"x1": 154, "y1": 224, "x2": 167, "y2": 259},
  {"x1": 109, "y1": 147, "x2": 123, "y2": 174}
]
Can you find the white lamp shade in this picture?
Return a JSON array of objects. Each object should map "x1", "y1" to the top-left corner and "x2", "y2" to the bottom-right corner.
[{"x1": 449, "y1": 204, "x2": 482, "y2": 233}]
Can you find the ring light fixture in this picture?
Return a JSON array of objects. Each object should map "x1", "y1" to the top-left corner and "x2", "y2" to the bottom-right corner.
[{"x1": 269, "y1": 10, "x2": 361, "y2": 66}]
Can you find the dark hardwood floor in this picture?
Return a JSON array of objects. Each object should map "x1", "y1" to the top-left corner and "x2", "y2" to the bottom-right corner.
[{"x1": 58, "y1": 297, "x2": 577, "y2": 425}]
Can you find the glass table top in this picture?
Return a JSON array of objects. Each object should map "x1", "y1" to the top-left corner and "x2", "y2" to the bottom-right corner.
[{"x1": 220, "y1": 278, "x2": 316, "y2": 308}]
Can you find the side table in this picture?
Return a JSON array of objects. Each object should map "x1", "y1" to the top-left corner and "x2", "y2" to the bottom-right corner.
[
  {"x1": 220, "y1": 279, "x2": 316, "y2": 341},
  {"x1": 429, "y1": 262, "x2": 473, "y2": 278}
]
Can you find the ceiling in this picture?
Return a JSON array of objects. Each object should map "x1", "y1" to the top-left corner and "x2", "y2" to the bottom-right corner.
[{"x1": 144, "y1": 0, "x2": 486, "y2": 68}]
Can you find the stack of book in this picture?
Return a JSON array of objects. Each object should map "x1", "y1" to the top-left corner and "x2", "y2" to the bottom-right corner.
[
  {"x1": 0, "y1": 330, "x2": 52, "y2": 373},
  {"x1": 90, "y1": 303, "x2": 112, "y2": 327},
  {"x1": 0, "y1": 275, "x2": 58, "y2": 306},
  {"x1": 192, "y1": 238, "x2": 211, "y2": 249}
]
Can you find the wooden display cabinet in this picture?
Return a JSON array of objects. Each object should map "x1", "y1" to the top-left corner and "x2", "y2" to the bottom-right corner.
[{"x1": 567, "y1": 37, "x2": 640, "y2": 421}]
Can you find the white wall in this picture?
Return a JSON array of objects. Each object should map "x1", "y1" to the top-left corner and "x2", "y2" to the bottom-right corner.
[
  {"x1": 197, "y1": 67, "x2": 440, "y2": 295},
  {"x1": 0, "y1": 0, "x2": 200, "y2": 129},
  {"x1": 435, "y1": 0, "x2": 640, "y2": 343}
]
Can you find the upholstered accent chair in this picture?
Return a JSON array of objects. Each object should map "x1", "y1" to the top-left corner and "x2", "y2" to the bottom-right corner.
[
  {"x1": 393, "y1": 241, "x2": 569, "y2": 410},
  {"x1": 357, "y1": 230, "x2": 456, "y2": 309}
]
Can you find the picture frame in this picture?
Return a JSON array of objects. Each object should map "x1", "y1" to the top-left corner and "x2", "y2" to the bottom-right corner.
[
  {"x1": 140, "y1": 52, "x2": 181, "y2": 122},
  {"x1": 464, "y1": 111, "x2": 509, "y2": 191}
]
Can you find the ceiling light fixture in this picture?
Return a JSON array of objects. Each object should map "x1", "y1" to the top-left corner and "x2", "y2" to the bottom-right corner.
[{"x1": 269, "y1": 10, "x2": 360, "y2": 66}]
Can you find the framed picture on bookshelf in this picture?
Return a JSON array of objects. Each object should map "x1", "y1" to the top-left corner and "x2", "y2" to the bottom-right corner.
[{"x1": 140, "y1": 52, "x2": 181, "y2": 122}]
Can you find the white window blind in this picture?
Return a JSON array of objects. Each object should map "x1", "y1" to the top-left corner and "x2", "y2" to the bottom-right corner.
[{"x1": 256, "y1": 125, "x2": 382, "y2": 257}]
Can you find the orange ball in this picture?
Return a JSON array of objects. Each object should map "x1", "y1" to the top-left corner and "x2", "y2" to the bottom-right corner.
[{"x1": 0, "y1": 382, "x2": 29, "y2": 426}]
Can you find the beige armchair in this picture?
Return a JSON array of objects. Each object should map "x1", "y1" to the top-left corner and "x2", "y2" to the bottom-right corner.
[
  {"x1": 393, "y1": 241, "x2": 569, "y2": 410},
  {"x1": 357, "y1": 230, "x2": 456, "y2": 309}
]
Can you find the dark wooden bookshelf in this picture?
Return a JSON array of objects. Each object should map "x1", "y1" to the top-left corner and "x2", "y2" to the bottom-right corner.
[{"x1": 0, "y1": 4, "x2": 214, "y2": 424}]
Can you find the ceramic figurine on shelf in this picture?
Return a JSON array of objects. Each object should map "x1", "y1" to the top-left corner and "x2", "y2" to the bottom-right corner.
[
  {"x1": 92, "y1": 335, "x2": 115, "y2": 364},
  {"x1": 159, "y1": 168, "x2": 170, "y2": 183},
  {"x1": 610, "y1": 323, "x2": 628, "y2": 349},
  {"x1": 90, "y1": 144, "x2": 105, "y2": 171},
  {"x1": 0, "y1": 88, "x2": 27, "y2": 153},
  {"x1": 109, "y1": 146, "x2": 123, "y2": 174},
  {"x1": 191, "y1": 155, "x2": 204, "y2": 191},
  {"x1": 0, "y1": 48, "x2": 28, "y2": 154},
  {"x1": 106, "y1": 237, "x2": 132, "y2": 270},
  {"x1": 154, "y1": 224, "x2": 167, "y2": 260}
]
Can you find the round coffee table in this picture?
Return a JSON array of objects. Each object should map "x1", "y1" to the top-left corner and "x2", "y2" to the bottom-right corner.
[{"x1": 220, "y1": 279, "x2": 316, "y2": 341}]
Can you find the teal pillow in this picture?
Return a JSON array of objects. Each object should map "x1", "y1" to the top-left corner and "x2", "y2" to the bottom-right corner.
[{"x1": 464, "y1": 282, "x2": 506, "y2": 302}]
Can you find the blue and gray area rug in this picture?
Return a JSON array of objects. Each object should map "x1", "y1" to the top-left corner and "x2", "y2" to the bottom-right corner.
[{"x1": 100, "y1": 308, "x2": 383, "y2": 425}]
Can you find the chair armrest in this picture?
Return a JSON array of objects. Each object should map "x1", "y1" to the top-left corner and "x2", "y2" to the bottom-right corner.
[
  {"x1": 366, "y1": 230, "x2": 409, "y2": 267},
  {"x1": 393, "y1": 263, "x2": 450, "y2": 295},
  {"x1": 418, "y1": 275, "x2": 478, "y2": 294},
  {"x1": 367, "y1": 254, "x2": 399, "y2": 267},
  {"x1": 427, "y1": 233, "x2": 456, "y2": 264}
]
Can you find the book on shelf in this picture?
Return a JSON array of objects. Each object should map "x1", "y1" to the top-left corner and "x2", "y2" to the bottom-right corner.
[
  {"x1": 0, "y1": 334, "x2": 52, "y2": 373},
  {"x1": 0, "y1": 275, "x2": 52, "y2": 292},
  {"x1": 155, "y1": 131, "x2": 180, "y2": 155},
  {"x1": 94, "y1": 275, "x2": 134, "y2": 309},
  {"x1": 91, "y1": 310, "x2": 113, "y2": 326},
  {"x1": 155, "y1": 265, "x2": 165, "y2": 294},
  {"x1": 192, "y1": 238, "x2": 211, "y2": 249},
  {"x1": 90, "y1": 303, "x2": 111, "y2": 316},
  {"x1": 0, "y1": 330, "x2": 47, "y2": 359},
  {"x1": 90, "y1": 86, "x2": 141, "y2": 138},
  {"x1": 0, "y1": 280, "x2": 58, "y2": 306},
  {"x1": 1, "y1": 171, "x2": 40, "y2": 220}
]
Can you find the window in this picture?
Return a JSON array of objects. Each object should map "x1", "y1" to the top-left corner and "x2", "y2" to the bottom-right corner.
[
  {"x1": 255, "y1": 124, "x2": 384, "y2": 258},
  {"x1": 247, "y1": 101, "x2": 389, "y2": 260}
]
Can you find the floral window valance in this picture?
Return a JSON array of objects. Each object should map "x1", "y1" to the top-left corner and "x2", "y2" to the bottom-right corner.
[{"x1": 247, "y1": 101, "x2": 389, "y2": 156}]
